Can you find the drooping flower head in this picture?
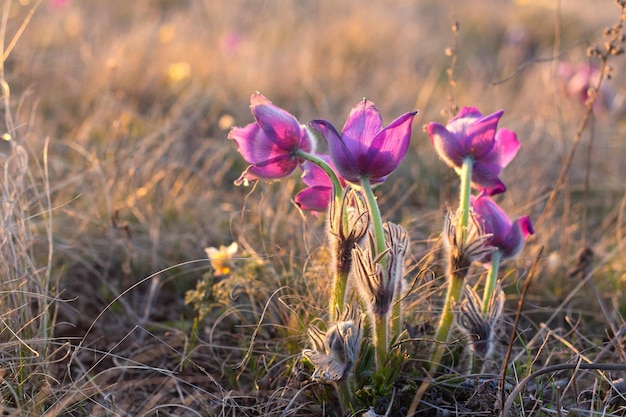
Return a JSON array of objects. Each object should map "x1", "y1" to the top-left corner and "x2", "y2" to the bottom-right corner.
[
  {"x1": 471, "y1": 194, "x2": 534, "y2": 262},
  {"x1": 294, "y1": 155, "x2": 345, "y2": 213},
  {"x1": 228, "y1": 93, "x2": 313, "y2": 186},
  {"x1": 425, "y1": 107, "x2": 520, "y2": 195},
  {"x1": 309, "y1": 99, "x2": 417, "y2": 184}
]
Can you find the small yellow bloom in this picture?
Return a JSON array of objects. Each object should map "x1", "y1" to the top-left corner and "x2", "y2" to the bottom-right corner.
[
  {"x1": 205, "y1": 242, "x2": 238, "y2": 276},
  {"x1": 167, "y1": 61, "x2": 191, "y2": 83}
]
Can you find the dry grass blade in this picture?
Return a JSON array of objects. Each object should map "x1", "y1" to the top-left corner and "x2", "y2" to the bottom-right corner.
[{"x1": 501, "y1": 362, "x2": 626, "y2": 417}]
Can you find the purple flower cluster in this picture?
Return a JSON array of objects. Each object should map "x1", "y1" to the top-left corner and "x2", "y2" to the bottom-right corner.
[
  {"x1": 425, "y1": 107, "x2": 534, "y2": 262},
  {"x1": 227, "y1": 92, "x2": 538, "y2": 399},
  {"x1": 229, "y1": 93, "x2": 417, "y2": 212},
  {"x1": 229, "y1": 95, "x2": 534, "y2": 264}
]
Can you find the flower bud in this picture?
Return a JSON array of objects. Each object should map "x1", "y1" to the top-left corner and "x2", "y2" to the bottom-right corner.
[{"x1": 302, "y1": 313, "x2": 364, "y2": 383}]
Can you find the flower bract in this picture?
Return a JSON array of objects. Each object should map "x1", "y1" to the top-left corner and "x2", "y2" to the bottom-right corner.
[{"x1": 302, "y1": 316, "x2": 363, "y2": 383}]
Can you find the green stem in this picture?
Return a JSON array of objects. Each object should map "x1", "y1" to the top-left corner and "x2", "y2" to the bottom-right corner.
[
  {"x1": 360, "y1": 177, "x2": 386, "y2": 257},
  {"x1": 330, "y1": 268, "x2": 349, "y2": 319},
  {"x1": 374, "y1": 313, "x2": 388, "y2": 369},
  {"x1": 336, "y1": 378, "x2": 353, "y2": 414},
  {"x1": 481, "y1": 250, "x2": 501, "y2": 317},
  {"x1": 391, "y1": 297, "x2": 402, "y2": 341},
  {"x1": 458, "y1": 157, "x2": 473, "y2": 245},
  {"x1": 429, "y1": 266, "x2": 466, "y2": 372},
  {"x1": 296, "y1": 149, "x2": 348, "y2": 318},
  {"x1": 295, "y1": 149, "x2": 343, "y2": 206},
  {"x1": 470, "y1": 352, "x2": 483, "y2": 376},
  {"x1": 427, "y1": 157, "x2": 474, "y2": 373},
  {"x1": 361, "y1": 178, "x2": 394, "y2": 362}
]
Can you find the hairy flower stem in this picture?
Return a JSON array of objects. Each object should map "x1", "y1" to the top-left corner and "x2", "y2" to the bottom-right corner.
[
  {"x1": 430, "y1": 264, "x2": 468, "y2": 370},
  {"x1": 360, "y1": 178, "x2": 386, "y2": 258},
  {"x1": 330, "y1": 269, "x2": 350, "y2": 319},
  {"x1": 427, "y1": 157, "x2": 474, "y2": 369},
  {"x1": 360, "y1": 178, "x2": 392, "y2": 363},
  {"x1": 336, "y1": 378, "x2": 353, "y2": 415},
  {"x1": 296, "y1": 150, "x2": 344, "y2": 204},
  {"x1": 296, "y1": 149, "x2": 350, "y2": 317},
  {"x1": 481, "y1": 250, "x2": 501, "y2": 317},
  {"x1": 374, "y1": 313, "x2": 389, "y2": 369},
  {"x1": 391, "y1": 295, "x2": 402, "y2": 339},
  {"x1": 458, "y1": 157, "x2": 473, "y2": 245},
  {"x1": 410, "y1": 260, "x2": 470, "y2": 417}
]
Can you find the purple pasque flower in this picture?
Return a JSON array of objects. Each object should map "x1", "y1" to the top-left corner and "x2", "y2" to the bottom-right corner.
[
  {"x1": 557, "y1": 62, "x2": 616, "y2": 113},
  {"x1": 294, "y1": 155, "x2": 345, "y2": 213},
  {"x1": 471, "y1": 194, "x2": 534, "y2": 262},
  {"x1": 228, "y1": 93, "x2": 313, "y2": 186},
  {"x1": 309, "y1": 99, "x2": 417, "y2": 184},
  {"x1": 425, "y1": 107, "x2": 520, "y2": 195}
]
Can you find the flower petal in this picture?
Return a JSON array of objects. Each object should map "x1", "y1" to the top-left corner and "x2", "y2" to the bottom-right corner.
[
  {"x1": 300, "y1": 159, "x2": 332, "y2": 188},
  {"x1": 251, "y1": 93, "x2": 303, "y2": 151},
  {"x1": 426, "y1": 122, "x2": 465, "y2": 169},
  {"x1": 364, "y1": 111, "x2": 417, "y2": 180},
  {"x1": 310, "y1": 119, "x2": 361, "y2": 183},
  {"x1": 464, "y1": 110, "x2": 503, "y2": 159},
  {"x1": 229, "y1": 123, "x2": 284, "y2": 165},
  {"x1": 341, "y1": 99, "x2": 383, "y2": 154},
  {"x1": 294, "y1": 185, "x2": 332, "y2": 213},
  {"x1": 483, "y1": 128, "x2": 520, "y2": 169},
  {"x1": 500, "y1": 216, "x2": 534, "y2": 258},
  {"x1": 472, "y1": 195, "x2": 512, "y2": 247},
  {"x1": 446, "y1": 107, "x2": 483, "y2": 135},
  {"x1": 235, "y1": 154, "x2": 299, "y2": 185},
  {"x1": 472, "y1": 161, "x2": 507, "y2": 195}
]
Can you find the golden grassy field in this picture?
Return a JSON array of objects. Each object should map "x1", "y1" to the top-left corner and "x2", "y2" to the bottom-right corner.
[{"x1": 0, "y1": 0, "x2": 625, "y2": 415}]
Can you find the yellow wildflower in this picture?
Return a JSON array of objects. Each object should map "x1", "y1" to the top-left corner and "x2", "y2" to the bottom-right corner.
[{"x1": 205, "y1": 242, "x2": 238, "y2": 276}]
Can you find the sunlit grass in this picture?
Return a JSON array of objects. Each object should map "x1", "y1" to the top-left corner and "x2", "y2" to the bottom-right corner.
[{"x1": 0, "y1": 0, "x2": 623, "y2": 415}]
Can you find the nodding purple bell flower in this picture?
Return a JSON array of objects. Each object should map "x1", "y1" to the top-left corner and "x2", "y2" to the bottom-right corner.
[
  {"x1": 294, "y1": 155, "x2": 345, "y2": 214},
  {"x1": 471, "y1": 194, "x2": 534, "y2": 262},
  {"x1": 309, "y1": 99, "x2": 417, "y2": 184},
  {"x1": 229, "y1": 93, "x2": 313, "y2": 186},
  {"x1": 425, "y1": 107, "x2": 520, "y2": 196}
]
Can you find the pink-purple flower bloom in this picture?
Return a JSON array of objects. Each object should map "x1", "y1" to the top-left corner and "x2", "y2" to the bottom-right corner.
[
  {"x1": 471, "y1": 194, "x2": 534, "y2": 262},
  {"x1": 557, "y1": 62, "x2": 616, "y2": 113},
  {"x1": 228, "y1": 93, "x2": 313, "y2": 186},
  {"x1": 309, "y1": 100, "x2": 417, "y2": 184},
  {"x1": 425, "y1": 107, "x2": 520, "y2": 195},
  {"x1": 295, "y1": 156, "x2": 345, "y2": 213}
]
